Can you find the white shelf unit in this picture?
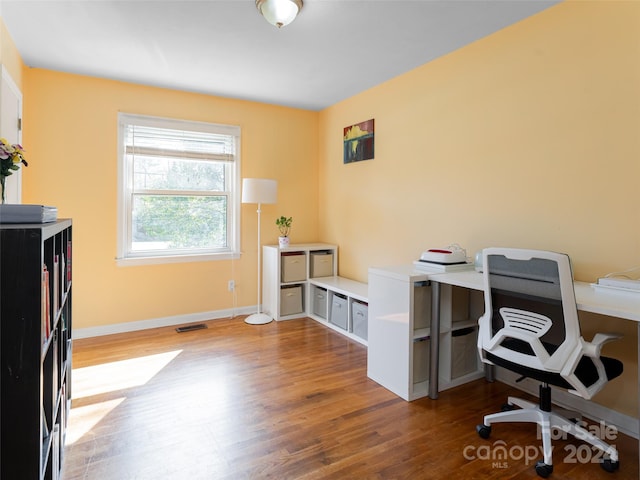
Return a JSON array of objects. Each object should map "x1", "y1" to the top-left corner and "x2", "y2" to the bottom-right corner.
[
  {"x1": 367, "y1": 265, "x2": 484, "y2": 401},
  {"x1": 307, "y1": 276, "x2": 368, "y2": 346},
  {"x1": 262, "y1": 243, "x2": 369, "y2": 345},
  {"x1": 262, "y1": 243, "x2": 338, "y2": 321}
]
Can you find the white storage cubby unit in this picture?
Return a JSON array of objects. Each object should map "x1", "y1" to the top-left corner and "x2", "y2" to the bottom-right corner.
[
  {"x1": 262, "y1": 243, "x2": 338, "y2": 321},
  {"x1": 307, "y1": 276, "x2": 369, "y2": 345},
  {"x1": 367, "y1": 265, "x2": 484, "y2": 401},
  {"x1": 262, "y1": 243, "x2": 369, "y2": 345}
]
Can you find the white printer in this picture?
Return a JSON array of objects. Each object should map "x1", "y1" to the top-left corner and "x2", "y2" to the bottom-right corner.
[{"x1": 418, "y1": 245, "x2": 467, "y2": 265}]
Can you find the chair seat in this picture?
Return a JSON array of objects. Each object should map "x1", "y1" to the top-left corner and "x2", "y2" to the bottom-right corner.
[{"x1": 486, "y1": 350, "x2": 623, "y2": 390}]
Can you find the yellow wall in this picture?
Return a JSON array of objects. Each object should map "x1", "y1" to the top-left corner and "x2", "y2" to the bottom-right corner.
[
  {"x1": 0, "y1": 17, "x2": 23, "y2": 89},
  {"x1": 319, "y1": 1, "x2": 639, "y2": 282},
  {"x1": 318, "y1": 1, "x2": 640, "y2": 416},
  {"x1": 22, "y1": 71, "x2": 319, "y2": 329}
]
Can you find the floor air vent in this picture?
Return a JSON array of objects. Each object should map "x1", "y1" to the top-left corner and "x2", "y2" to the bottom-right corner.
[{"x1": 175, "y1": 324, "x2": 207, "y2": 333}]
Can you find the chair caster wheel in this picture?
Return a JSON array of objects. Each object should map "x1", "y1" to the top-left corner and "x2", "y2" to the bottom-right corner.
[
  {"x1": 476, "y1": 424, "x2": 491, "y2": 439},
  {"x1": 535, "y1": 460, "x2": 553, "y2": 478},
  {"x1": 501, "y1": 403, "x2": 515, "y2": 412},
  {"x1": 601, "y1": 458, "x2": 620, "y2": 472}
]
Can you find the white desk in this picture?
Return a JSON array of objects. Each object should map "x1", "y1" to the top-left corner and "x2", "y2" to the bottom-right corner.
[
  {"x1": 428, "y1": 269, "x2": 640, "y2": 466},
  {"x1": 431, "y1": 269, "x2": 640, "y2": 321},
  {"x1": 428, "y1": 270, "x2": 640, "y2": 396}
]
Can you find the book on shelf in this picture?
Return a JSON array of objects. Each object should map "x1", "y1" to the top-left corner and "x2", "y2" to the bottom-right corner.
[
  {"x1": 0, "y1": 204, "x2": 57, "y2": 223},
  {"x1": 53, "y1": 255, "x2": 59, "y2": 318},
  {"x1": 61, "y1": 252, "x2": 66, "y2": 292},
  {"x1": 52, "y1": 332, "x2": 58, "y2": 400},
  {"x1": 66, "y1": 240, "x2": 72, "y2": 283},
  {"x1": 42, "y1": 265, "x2": 51, "y2": 341}
]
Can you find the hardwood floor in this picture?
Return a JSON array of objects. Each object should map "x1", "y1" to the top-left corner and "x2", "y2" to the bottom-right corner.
[{"x1": 62, "y1": 317, "x2": 638, "y2": 479}]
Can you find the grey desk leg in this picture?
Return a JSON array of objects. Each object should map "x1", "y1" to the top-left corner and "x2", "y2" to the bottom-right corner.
[
  {"x1": 429, "y1": 281, "x2": 441, "y2": 399},
  {"x1": 485, "y1": 363, "x2": 495, "y2": 382}
]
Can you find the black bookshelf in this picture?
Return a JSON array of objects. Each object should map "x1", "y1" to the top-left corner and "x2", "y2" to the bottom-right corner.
[{"x1": 1, "y1": 219, "x2": 72, "y2": 480}]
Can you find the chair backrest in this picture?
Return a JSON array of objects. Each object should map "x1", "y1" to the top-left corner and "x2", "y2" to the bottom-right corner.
[{"x1": 478, "y1": 248, "x2": 581, "y2": 374}]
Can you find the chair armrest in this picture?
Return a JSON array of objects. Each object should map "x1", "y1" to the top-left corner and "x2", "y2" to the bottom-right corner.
[{"x1": 582, "y1": 333, "x2": 623, "y2": 358}]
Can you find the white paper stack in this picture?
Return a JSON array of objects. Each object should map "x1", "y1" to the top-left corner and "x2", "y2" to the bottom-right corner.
[
  {"x1": 595, "y1": 277, "x2": 640, "y2": 292},
  {"x1": 0, "y1": 204, "x2": 58, "y2": 223}
]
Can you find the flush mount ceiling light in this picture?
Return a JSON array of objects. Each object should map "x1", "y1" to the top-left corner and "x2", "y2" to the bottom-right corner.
[{"x1": 256, "y1": 0, "x2": 303, "y2": 29}]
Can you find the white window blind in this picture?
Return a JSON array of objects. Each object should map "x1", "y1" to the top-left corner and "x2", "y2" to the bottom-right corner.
[
  {"x1": 117, "y1": 113, "x2": 241, "y2": 265},
  {"x1": 124, "y1": 124, "x2": 236, "y2": 163}
]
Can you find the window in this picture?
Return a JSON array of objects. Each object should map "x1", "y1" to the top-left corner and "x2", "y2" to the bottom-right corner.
[{"x1": 117, "y1": 113, "x2": 240, "y2": 265}]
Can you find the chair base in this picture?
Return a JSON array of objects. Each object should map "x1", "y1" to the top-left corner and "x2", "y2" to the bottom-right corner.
[{"x1": 478, "y1": 387, "x2": 619, "y2": 476}]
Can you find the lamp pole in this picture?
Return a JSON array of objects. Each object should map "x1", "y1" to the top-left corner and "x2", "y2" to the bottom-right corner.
[{"x1": 242, "y1": 178, "x2": 277, "y2": 325}]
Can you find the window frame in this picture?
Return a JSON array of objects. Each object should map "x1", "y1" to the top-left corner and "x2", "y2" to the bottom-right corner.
[{"x1": 117, "y1": 113, "x2": 241, "y2": 266}]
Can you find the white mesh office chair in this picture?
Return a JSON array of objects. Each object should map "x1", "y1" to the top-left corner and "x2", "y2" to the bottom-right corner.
[{"x1": 475, "y1": 248, "x2": 623, "y2": 478}]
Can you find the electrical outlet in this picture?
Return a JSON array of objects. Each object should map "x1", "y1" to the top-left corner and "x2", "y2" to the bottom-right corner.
[{"x1": 228, "y1": 280, "x2": 235, "y2": 291}]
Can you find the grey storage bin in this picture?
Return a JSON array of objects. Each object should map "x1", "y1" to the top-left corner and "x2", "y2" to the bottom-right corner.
[
  {"x1": 310, "y1": 251, "x2": 334, "y2": 278},
  {"x1": 281, "y1": 252, "x2": 306, "y2": 283},
  {"x1": 351, "y1": 299, "x2": 368, "y2": 340},
  {"x1": 329, "y1": 293, "x2": 348, "y2": 330},
  {"x1": 280, "y1": 285, "x2": 303, "y2": 316},
  {"x1": 413, "y1": 281, "x2": 431, "y2": 330},
  {"x1": 413, "y1": 337, "x2": 430, "y2": 384},
  {"x1": 449, "y1": 285, "x2": 470, "y2": 324},
  {"x1": 312, "y1": 285, "x2": 328, "y2": 319},
  {"x1": 451, "y1": 327, "x2": 478, "y2": 379}
]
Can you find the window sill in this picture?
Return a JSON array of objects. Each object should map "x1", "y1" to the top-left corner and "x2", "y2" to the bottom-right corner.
[{"x1": 116, "y1": 251, "x2": 241, "y2": 267}]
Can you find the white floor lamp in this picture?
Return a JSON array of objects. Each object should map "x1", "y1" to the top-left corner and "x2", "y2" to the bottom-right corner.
[{"x1": 242, "y1": 178, "x2": 277, "y2": 325}]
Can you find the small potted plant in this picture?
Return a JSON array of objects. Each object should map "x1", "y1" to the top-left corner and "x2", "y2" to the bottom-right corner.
[{"x1": 276, "y1": 216, "x2": 292, "y2": 248}]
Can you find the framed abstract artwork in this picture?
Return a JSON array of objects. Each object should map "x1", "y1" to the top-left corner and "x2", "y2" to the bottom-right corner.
[{"x1": 343, "y1": 119, "x2": 374, "y2": 164}]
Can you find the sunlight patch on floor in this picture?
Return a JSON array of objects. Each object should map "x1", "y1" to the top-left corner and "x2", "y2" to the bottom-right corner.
[
  {"x1": 72, "y1": 350, "x2": 183, "y2": 399},
  {"x1": 65, "y1": 397, "x2": 125, "y2": 445}
]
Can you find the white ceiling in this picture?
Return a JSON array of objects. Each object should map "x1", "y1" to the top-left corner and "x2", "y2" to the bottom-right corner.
[{"x1": 1, "y1": 0, "x2": 559, "y2": 111}]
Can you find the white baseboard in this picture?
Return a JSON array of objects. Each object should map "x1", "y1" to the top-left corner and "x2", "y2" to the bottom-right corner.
[
  {"x1": 495, "y1": 369, "x2": 639, "y2": 440},
  {"x1": 73, "y1": 306, "x2": 256, "y2": 339}
]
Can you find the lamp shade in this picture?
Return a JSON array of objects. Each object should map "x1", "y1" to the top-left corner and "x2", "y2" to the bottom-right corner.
[
  {"x1": 242, "y1": 178, "x2": 277, "y2": 204},
  {"x1": 256, "y1": 0, "x2": 302, "y2": 28}
]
